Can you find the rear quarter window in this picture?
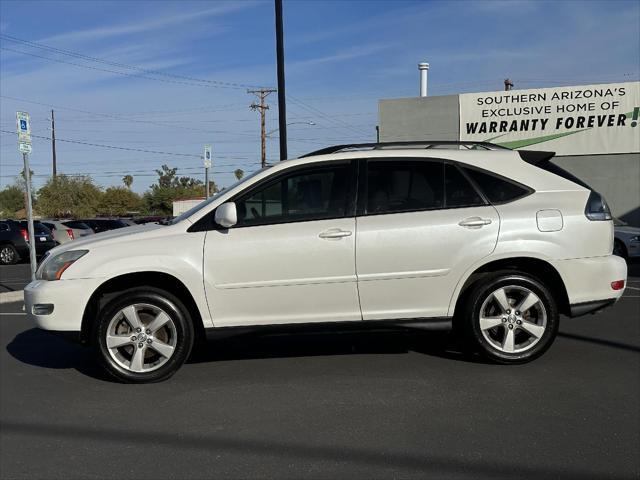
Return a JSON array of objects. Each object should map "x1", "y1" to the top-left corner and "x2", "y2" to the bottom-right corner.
[{"x1": 462, "y1": 167, "x2": 531, "y2": 204}]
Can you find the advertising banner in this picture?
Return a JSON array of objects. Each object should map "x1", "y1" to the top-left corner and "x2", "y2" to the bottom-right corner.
[{"x1": 459, "y1": 81, "x2": 640, "y2": 155}]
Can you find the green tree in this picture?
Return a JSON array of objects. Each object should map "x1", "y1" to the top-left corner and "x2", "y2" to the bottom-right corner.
[
  {"x1": 98, "y1": 187, "x2": 143, "y2": 216},
  {"x1": 37, "y1": 176, "x2": 102, "y2": 218},
  {"x1": 143, "y1": 164, "x2": 217, "y2": 214},
  {"x1": 122, "y1": 175, "x2": 133, "y2": 189},
  {"x1": 234, "y1": 168, "x2": 244, "y2": 180},
  {"x1": 0, "y1": 185, "x2": 25, "y2": 216}
]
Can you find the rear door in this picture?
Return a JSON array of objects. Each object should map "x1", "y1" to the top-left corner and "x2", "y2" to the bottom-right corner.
[{"x1": 355, "y1": 158, "x2": 500, "y2": 320}]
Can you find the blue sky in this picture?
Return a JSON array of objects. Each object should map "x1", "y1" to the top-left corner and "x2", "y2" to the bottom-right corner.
[{"x1": 1, "y1": 0, "x2": 639, "y2": 193}]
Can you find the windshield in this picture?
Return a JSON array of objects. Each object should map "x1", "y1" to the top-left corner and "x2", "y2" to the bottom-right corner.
[{"x1": 168, "y1": 167, "x2": 269, "y2": 225}]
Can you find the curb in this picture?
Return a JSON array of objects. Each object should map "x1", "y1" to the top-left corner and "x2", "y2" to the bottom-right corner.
[{"x1": 0, "y1": 291, "x2": 24, "y2": 305}]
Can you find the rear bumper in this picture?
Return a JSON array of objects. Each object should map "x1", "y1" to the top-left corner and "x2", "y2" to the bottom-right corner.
[
  {"x1": 552, "y1": 255, "x2": 627, "y2": 308},
  {"x1": 569, "y1": 299, "x2": 616, "y2": 318}
]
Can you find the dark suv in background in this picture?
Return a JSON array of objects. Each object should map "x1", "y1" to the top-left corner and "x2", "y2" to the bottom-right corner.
[
  {"x1": 0, "y1": 220, "x2": 56, "y2": 265},
  {"x1": 76, "y1": 218, "x2": 129, "y2": 234}
]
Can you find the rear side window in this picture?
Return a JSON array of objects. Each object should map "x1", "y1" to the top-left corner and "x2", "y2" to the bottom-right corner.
[
  {"x1": 63, "y1": 221, "x2": 90, "y2": 230},
  {"x1": 444, "y1": 164, "x2": 485, "y2": 208},
  {"x1": 462, "y1": 167, "x2": 531, "y2": 204},
  {"x1": 366, "y1": 160, "x2": 444, "y2": 214}
]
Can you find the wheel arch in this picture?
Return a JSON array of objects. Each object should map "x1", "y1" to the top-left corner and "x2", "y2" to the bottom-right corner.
[
  {"x1": 450, "y1": 256, "x2": 570, "y2": 320},
  {"x1": 80, "y1": 271, "x2": 206, "y2": 345}
]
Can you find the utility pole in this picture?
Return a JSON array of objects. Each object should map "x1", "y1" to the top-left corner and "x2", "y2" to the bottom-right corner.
[
  {"x1": 50, "y1": 109, "x2": 57, "y2": 177},
  {"x1": 275, "y1": 0, "x2": 288, "y2": 161},
  {"x1": 249, "y1": 88, "x2": 276, "y2": 168},
  {"x1": 203, "y1": 145, "x2": 212, "y2": 199}
]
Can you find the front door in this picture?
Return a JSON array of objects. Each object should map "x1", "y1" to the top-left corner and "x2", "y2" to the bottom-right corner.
[
  {"x1": 203, "y1": 161, "x2": 361, "y2": 327},
  {"x1": 356, "y1": 158, "x2": 500, "y2": 320}
]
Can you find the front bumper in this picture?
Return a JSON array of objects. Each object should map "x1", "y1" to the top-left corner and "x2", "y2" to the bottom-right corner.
[
  {"x1": 24, "y1": 277, "x2": 104, "y2": 332},
  {"x1": 552, "y1": 255, "x2": 627, "y2": 311}
]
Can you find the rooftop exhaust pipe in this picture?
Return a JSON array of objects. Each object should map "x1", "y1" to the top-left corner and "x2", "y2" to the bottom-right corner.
[{"x1": 419, "y1": 62, "x2": 429, "y2": 97}]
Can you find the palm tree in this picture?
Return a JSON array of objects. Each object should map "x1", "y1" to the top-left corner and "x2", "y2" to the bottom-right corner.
[
  {"x1": 122, "y1": 175, "x2": 133, "y2": 189},
  {"x1": 234, "y1": 169, "x2": 244, "y2": 181}
]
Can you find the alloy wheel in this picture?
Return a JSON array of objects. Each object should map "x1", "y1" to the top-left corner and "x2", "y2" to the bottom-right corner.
[
  {"x1": 0, "y1": 246, "x2": 15, "y2": 264},
  {"x1": 478, "y1": 285, "x2": 547, "y2": 354},
  {"x1": 106, "y1": 303, "x2": 178, "y2": 373}
]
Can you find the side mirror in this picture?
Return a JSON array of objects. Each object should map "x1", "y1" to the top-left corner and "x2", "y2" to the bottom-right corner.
[{"x1": 214, "y1": 202, "x2": 237, "y2": 228}]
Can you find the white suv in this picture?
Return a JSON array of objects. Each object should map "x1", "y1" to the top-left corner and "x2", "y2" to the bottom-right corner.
[{"x1": 24, "y1": 142, "x2": 627, "y2": 383}]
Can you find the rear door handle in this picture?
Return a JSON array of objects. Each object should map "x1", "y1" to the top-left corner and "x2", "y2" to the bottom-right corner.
[
  {"x1": 458, "y1": 217, "x2": 492, "y2": 228},
  {"x1": 319, "y1": 228, "x2": 352, "y2": 239}
]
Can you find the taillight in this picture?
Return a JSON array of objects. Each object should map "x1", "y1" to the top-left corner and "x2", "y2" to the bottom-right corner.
[
  {"x1": 584, "y1": 191, "x2": 612, "y2": 221},
  {"x1": 66, "y1": 229, "x2": 74, "y2": 240},
  {"x1": 611, "y1": 280, "x2": 625, "y2": 290},
  {"x1": 20, "y1": 228, "x2": 29, "y2": 242}
]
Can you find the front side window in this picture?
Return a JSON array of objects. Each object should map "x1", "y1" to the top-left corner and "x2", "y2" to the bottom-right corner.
[
  {"x1": 235, "y1": 164, "x2": 349, "y2": 226},
  {"x1": 366, "y1": 160, "x2": 445, "y2": 214}
]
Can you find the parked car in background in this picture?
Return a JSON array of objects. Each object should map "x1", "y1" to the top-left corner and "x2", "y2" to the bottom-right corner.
[
  {"x1": 41, "y1": 219, "x2": 94, "y2": 245},
  {"x1": 133, "y1": 216, "x2": 172, "y2": 225},
  {"x1": 62, "y1": 220, "x2": 97, "y2": 238},
  {"x1": 77, "y1": 218, "x2": 129, "y2": 234},
  {"x1": 0, "y1": 219, "x2": 25, "y2": 265},
  {"x1": 25, "y1": 142, "x2": 627, "y2": 383},
  {"x1": 0, "y1": 219, "x2": 56, "y2": 265},
  {"x1": 613, "y1": 218, "x2": 640, "y2": 259}
]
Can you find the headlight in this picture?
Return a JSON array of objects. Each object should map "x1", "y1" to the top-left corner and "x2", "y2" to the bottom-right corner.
[{"x1": 37, "y1": 250, "x2": 88, "y2": 281}]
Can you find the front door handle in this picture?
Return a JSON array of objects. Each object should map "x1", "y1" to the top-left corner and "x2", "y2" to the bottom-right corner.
[
  {"x1": 319, "y1": 228, "x2": 353, "y2": 239},
  {"x1": 458, "y1": 217, "x2": 492, "y2": 228}
]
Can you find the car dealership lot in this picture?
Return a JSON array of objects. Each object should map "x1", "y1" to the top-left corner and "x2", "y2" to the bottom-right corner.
[{"x1": 0, "y1": 268, "x2": 638, "y2": 479}]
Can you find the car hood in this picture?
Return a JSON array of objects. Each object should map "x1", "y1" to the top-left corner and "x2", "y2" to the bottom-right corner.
[{"x1": 45, "y1": 223, "x2": 168, "y2": 257}]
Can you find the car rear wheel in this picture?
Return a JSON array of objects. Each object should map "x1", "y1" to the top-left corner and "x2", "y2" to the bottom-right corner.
[
  {"x1": 0, "y1": 245, "x2": 19, "y2": 265},
  {"x1": 96, "y1": 287, "x2": 194, "y2": 383},
  {"x1": 463, "y1": 272, "x2": 559, "y2": 363}
]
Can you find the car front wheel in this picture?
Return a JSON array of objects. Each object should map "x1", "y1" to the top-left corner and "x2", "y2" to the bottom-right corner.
[
  {"x1": 96, "y1": 288, "x2": 194, "y2": 383},
  {"x1": 463, "y1": 272, "x2": 559, "y2": 363}
]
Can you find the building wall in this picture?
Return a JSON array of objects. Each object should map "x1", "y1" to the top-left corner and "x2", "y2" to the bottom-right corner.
[
  {"x1": 379, "y1": 95, "x2": 459, "y2": 142},
  {"x1": 555, "y1": 154, "x2": 640, "y2": 226},
  {"x1": 378, "y1": 96, "x2": 640, "y2": 226}
]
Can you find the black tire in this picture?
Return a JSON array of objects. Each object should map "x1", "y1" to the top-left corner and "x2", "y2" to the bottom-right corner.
[
  {"x1": 462, "y1": 271, "x2": 559, "y2": 364},
  {"x1": 96, "y1": 287, "x2": 194, "y2": 383},
  {"x1": 0, "y1": 244, "x2": 19, "y2": 265},
  {"x1": 613, "y1": 239, "x2": 628, "y2": 260}
]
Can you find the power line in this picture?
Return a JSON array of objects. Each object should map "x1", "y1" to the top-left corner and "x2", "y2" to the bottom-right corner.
[
  {"x1": 0, "y1": 129, "x2": 200, "y2": 157},
  {"x1": 287, "y1": 95, "x2": 372, "y2": 138},
  {"x1": 0, "y1": 95, "x2": 259, "y2": 137},
  {"x1": 0, "y1": 34, "x2": 271, "y2": 90}
]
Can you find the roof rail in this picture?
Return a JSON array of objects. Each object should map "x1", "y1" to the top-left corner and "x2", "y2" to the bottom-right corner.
[{"x1": 299, "y1": 141, "x2": 511, "y2": 158}]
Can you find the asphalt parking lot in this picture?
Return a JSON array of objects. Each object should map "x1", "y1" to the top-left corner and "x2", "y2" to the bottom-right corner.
[
  {"x1": 0, "y1": 263, "x2": 638, "y2": 479},
  {"x1": 0, "y1": 263, "x2": 31, "y2": 292}
]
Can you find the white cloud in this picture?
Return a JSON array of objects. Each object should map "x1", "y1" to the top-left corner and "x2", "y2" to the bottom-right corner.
[{"x1": 39, "y1": 1, "x2": 261, "y2": 45}]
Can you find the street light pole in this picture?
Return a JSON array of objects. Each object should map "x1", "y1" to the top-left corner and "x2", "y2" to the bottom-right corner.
[{"x1": 275, "y1": 0, "x2": 288, "y2": 161}]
